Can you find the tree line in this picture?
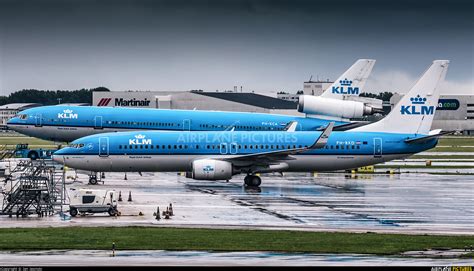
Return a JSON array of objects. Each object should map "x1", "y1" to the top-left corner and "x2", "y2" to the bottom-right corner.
[{"x1": 0, "y1": 87, "x2": 110, "y2": 106}]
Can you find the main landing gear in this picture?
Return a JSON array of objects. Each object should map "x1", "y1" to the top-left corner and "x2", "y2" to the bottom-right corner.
[
  {"x1": 88, "y1": 172, "x2": 104, "y2": 185},
  {"x1": 244, "y1": 175, "x2": 261, "y2": 187}
]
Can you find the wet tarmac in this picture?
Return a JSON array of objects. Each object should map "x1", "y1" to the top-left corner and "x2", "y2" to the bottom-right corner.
[
  {"x1": 1, "y1": 171, "x2": 472, "y2": 235},
  {"x1": 0, "y1": 249, "x2": 473, "y2": 266}
]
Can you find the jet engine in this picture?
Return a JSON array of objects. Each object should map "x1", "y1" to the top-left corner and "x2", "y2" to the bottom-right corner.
[
  {"x1": 298, "y1": 95, "x2": 378, "y2": 119},
  {"x1": 189, "y1": 159, "x2": 233, "y2": 180}
]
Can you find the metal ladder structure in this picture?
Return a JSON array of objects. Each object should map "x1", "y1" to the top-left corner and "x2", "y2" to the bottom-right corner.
[
  {"x1": 1, "y1": 159, "x2": 66, "y2": 217},
  {"x1": 0, "y1": 145, "x2": 15, "y2": 161}
]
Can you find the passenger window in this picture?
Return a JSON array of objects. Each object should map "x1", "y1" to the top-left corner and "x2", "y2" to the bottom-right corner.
[
  {"x1": 145, "y1": 145, "x2": 148, "y2": 149},
  {"x1": 119, "y1": 145, "x2": 122, "y2": 149},
  {"x1": 336, "y1": 145, "x2": 339, "y2": 149}
]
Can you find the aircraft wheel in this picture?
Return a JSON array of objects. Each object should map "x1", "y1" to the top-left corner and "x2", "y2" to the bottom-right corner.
[
  {"x1": 244, "y1": 175, "x2": 251, "y2": 186},
  {"x1": 245, "y1": 175, "x2": 261, "y2": 187},
  {"x1": 89, "y1": 176, "x2": 98, "y2": 185}
]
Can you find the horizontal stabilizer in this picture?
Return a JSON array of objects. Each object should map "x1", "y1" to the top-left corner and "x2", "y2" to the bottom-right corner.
[
  {"x1": 283, "y1": 121, "x2": 298, "y2": 132},
  {"x1": 405, "y1": 130, "x2": 454, "y2": 144},
  {"x1": 327, "y1": 121, "x2": 371, "y2": 131}
]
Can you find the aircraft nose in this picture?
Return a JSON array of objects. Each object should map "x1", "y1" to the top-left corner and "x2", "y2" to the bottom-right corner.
[{"x1": 52, "y1": 153, "x2": 65, "y2": 164}]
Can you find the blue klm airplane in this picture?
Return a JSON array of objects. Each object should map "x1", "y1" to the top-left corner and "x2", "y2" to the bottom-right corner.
[
  {"x1": 53, "y1": 61, "x2": 450, "y2": 187},
  {"x1": 8, "y1": 59, "x2": 378, "y2": 142}
]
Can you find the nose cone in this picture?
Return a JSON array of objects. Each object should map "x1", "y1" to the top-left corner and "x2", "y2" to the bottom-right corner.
[
  {"x1": 52, "y1": 154, "x2": 65, "y2": 164},
  {"x1": 6, "y1": 117, "x2": 19, "y2": 130},
  {"x1": 52, "y1": 148, "x2": 67, "y2": 164}
]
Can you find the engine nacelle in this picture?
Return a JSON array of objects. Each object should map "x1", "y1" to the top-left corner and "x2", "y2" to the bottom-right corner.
[
  {"x1": 190, "y1": 159, "x2": 233, "y2": 180},
  {"x1": 298, "y1": 95, "x2": 377, "y2": 119}
]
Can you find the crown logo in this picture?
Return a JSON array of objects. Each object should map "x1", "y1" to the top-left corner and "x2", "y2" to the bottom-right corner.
[
  {"x1": 135, "y1": 134, "x2": 146, "y2": 139},
  {"x1": 410, "y1": 95, "x2": 427, "y2": 105},
  {"x1": 63, "y1": 109, "x2": 73, "y2": 113},
  {"x1": 339, "y1": 78, "x2": 352, "y2": 86}
]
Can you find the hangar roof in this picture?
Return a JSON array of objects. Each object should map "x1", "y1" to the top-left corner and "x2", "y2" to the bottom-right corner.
[{"x1": 195, "y1": 92, "x2": 298, "y2": 109}]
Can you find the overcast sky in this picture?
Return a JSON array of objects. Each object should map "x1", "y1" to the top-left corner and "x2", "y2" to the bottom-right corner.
[{"x1": 0, "y1": 0, "x2": 472, "y2": 95}]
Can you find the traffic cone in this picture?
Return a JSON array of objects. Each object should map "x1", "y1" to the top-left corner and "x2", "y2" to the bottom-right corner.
[
  {"x1": 169, "y1": 203, "x2": 173, "y2": 216},
  {"x1": 128, "y1": 191, "x2": 132, "y2": 202},
  {"x1": 156, "y1": 207, "x2": 160, "y2": 220},
  {"x1": 124, "y1": 173, "x2": 127, "y2": 180},
  {"x1": 118, "y1": 191, "x2": 122, "y2": 202}
]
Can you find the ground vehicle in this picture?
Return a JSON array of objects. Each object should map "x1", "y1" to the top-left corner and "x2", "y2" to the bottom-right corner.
[
  {"x1": 14, "y1": 144, "x2": 54, "y2": 160},
  {"x1": 69, "y1": 189, "x2": 118, "y2": 217}
]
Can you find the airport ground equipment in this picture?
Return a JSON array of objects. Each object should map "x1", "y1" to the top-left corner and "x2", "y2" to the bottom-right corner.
[
  {"x1": 13, "y1": 144, "x2": 54, "y2": 160},
  {"x1": 68, "y1": 188, "x2": 118, "y2": 217},
  {"x1": 0, "y1": 159, "x2": 66, "y2": 217}
]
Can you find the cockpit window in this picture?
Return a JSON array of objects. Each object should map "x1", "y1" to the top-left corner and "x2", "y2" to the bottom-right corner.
[
  {"x1": 19, "y1": 114, "x2": 28, "y2": 120},
  {"x1": 68, "y1": 143, "x2": 85, "y2": 148}
]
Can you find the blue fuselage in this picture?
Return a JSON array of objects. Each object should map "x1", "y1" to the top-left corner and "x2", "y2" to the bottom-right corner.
[
  {"x1": 53, "y1": 130, "x2": 437, "y2": 173},
  {"x1": 8, "y1": 106, "x2": 347, "y2": 142}
]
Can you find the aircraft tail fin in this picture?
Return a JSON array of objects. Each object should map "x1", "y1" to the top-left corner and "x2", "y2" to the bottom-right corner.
[
  {"x1": 320, "y1": 59, "x2": 375, "y2": 99},
  {"x1": 351, "y1": 60, "x2": 449, "y2": 135}
]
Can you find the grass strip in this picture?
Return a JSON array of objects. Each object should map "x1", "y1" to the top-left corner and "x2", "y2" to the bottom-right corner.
[{"x1": 0, "y1": 227, "x2": 473, "y2": 256}]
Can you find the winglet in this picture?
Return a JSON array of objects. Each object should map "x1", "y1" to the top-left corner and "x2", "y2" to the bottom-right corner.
[
  {"x1": 283, "y1": 121, "x2": 298, "y2": 132},
  {"x1": 309, "y1": 122, "x2": 334, "y2": 149}
]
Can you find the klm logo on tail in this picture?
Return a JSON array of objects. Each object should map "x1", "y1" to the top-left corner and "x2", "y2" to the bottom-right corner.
[
  {"x1": 129, "y1": 134, "x2": 152, "y2": 145},
  {"x1": 58, "y1": 109, "x2": 78, "y2": 119},
  {"x1": 332, "y1": 78, "x2": 359, "y2": 95},
  {"x1": 400, "y1": 95, "x2": 435, "y2": 115}
]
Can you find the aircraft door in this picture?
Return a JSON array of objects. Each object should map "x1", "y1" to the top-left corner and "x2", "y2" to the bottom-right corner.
[
  {"x1": 373, "y1": 138, "x2": 382, "y2": 158},
  {"x1": 94, "y1": 116, "x2": 103, "y2": 129},
  {"x1": 219, "y1": 143, "x2": 228, "y2": 154},
  {"x1": 99, "y1": 137, "x2": 109, "y2": 157},
  {"x1": 183, "y1": 119, "x2": 191, "y2": 131},
  {"x1": 230, "y1": 143, "x2": 238, "y2": 154},
  {"x1": 35, "y1": 114, "x2": 42, "y2": 127}
]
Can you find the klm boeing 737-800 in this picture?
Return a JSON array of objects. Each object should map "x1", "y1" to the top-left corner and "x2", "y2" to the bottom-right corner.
[
  {"x1": 7, "y1": 59, "x2": 378, "y2": 142},
  {"x1": 53, "y1": 60, "x2": 449, "y2": 187}
]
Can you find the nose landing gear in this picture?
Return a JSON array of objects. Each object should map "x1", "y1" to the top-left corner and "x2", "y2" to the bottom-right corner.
[{"x1": 244, "y1": 175, "x2": 261, "y2": 187}]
